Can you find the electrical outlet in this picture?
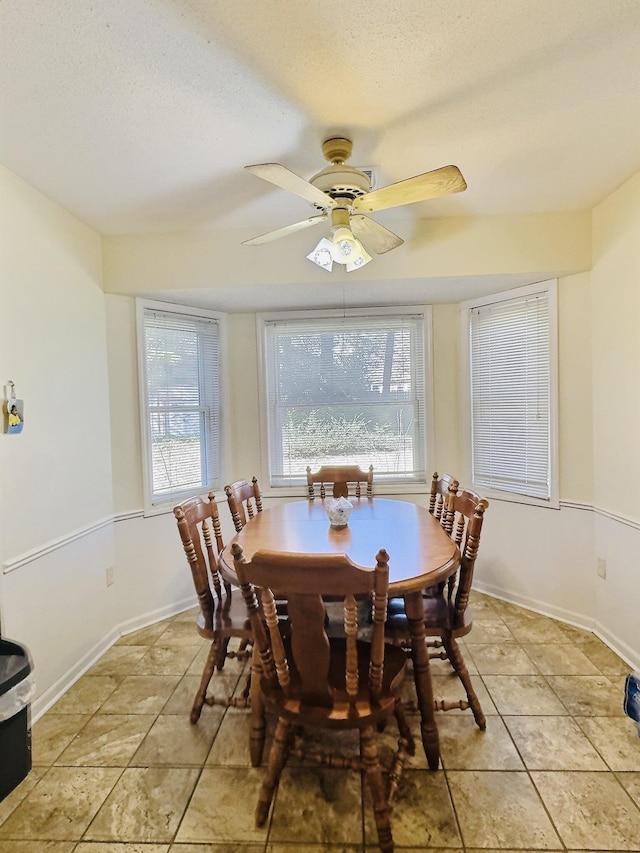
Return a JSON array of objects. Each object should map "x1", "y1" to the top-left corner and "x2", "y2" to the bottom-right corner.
[
  {"x1": 106, "y1": 566, "x2": 115, "y2": 587},
  {"x1": 597, "y1": 557, "x2": 607, "y2": 579}
]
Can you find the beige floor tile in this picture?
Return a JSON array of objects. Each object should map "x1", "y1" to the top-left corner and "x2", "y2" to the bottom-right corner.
[
  {"x1": 155, "y1": 621, "x2": 204, "y2": 646},
  {"x1": 466, "y1": 619, "x2": 515, "y2": 644},
  {"x1": 505, "y1": 618, "x2": 570, "y2": 644},
  {"x1": 0, "y1": 766, "x2": 122, "y2": 840},
  {"x1": 267, "y1": 845, "x2": 363, "y2": 853},
  {"x1": 174, "y1": 767, "x2": 267, "y2": 844},
  {"x1": 430, "y1": 673, "x2": 498, "y2": 715},
  {"x1": 426, "y1": 648, "x2": 479, "y2": 676},
  {"x1": 465, "y1": 643, "x2": 538, "y2": 674},
  {"x1": 131, "y1": 709, "x2": 224, "y2": 766},
  {"x1": 546, "y1": 675, "x2": 625, "y2": 716},
  {"x1": 96, "y1": 674, "x2": 182, "y2": 715},
  {"x1": 464, "y1": 850, "x2": 562, "y2": 853},
  {"x1": 133, "y1": 645, "x2": 200, "y2": 676},
  {"x1": 0, "y1": 766, "x2": 46, "y2": 823},
  {"x1": 366, "y1": 849, "x2": 463, "y2": 853},
  {"x1": 85, "y1": 767, "x2": 199, "y2": 843},
  {"x1": 447, "y1": 770, "x2": 561, "y2": 849},
  {"x1": 504, "y1": 715, "x2": 607, "y2": 770},
  {"x1": 615, "y1": 771, "x2": 640, "y2": 807},
  {"x1": 173, "y1": 845, "x2": 263, "y2": 852},
  {"x1": 115, "y1": 622, "x2": 168, "y2": 646},
  {"x1": 170, "y1": 606, "x2": 200, "y2": 623},
  {"x1": 469, "y1": 591, "x2": 502, "y2": 611},
  {"x1": 186, "y1": 642, "x2": 249, "y2": 678},
  {"x1": 486, "y1": 598, "x2": 529, "y2": 619},
  {"x1": 75, "y1": 845, "x2": 169, "y2": 852},
  {"x1": 532, "y1": 770, "x2": 640, "y2": 850},
  {"x1": 365, "y1": 768, "x2": 461, "y2": 848},
  {"x1": 521, "y1": 643, "x2": 601, "y2": 675},
  {"x1": 31, "y1": 712, "x2": 91, "y2": 765},
  {"x1": 205, "y1": 707, "x2": 263, "y2": 767},
  {"x1": 161, "y1": 673, "x2": 240, "y2": 715},
  {"x1": 49, "y1": 675, "x2": 122, "y2": 714},
  {"x1": 55, "y1": 713, "x2": 156, "y2": 766},
  {"x1": 0, "y1": 843, "x2": 76, "y2": 852},
  {"x1": 553, "y1": 620, "x2": 594, "y2": 644},
  {"x1": 269, "y1": 765, "x2": 363, "y2": 846},
  {"x1": 439, "y1": 714, "x2": 524, "y2": 770},
  {"x1": 87, "y1": 644, "x2": 148, "y2": 676},
  {"x1": 483, "y1": 675, "x2": 568, "y2": 715},
  {"x1": 576, "y1": 716, "x2": 640, "y2": 770},
  {"x1": 579, "y1": 638, "x2": 632, "y2": 676}
]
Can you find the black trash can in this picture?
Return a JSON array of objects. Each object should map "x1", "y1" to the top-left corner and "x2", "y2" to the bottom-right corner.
[{"x1": 0, "y1": 638, "x2": 34, "y2": 802}]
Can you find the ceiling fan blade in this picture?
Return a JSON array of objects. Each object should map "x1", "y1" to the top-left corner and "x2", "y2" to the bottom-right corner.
[
  {"x1": 350, "y1": 214, "x2": 404, "y2": 254},
  {"x1": 353, "y1": 165, "x2": 466, "y2": 214},
  {"x1": 242, "y1": 213, "x2": 328, "y2": 246},
  {"x1": 245, "y1": 163, "x2": 335, "y2": 209}
]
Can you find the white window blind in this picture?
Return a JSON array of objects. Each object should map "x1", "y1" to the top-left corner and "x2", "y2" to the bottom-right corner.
[
  {"x1": 469, "y1": 291, "x2": 551, "y2": 500},
  {"x1": 140, "y1": 306, "x2": 221, "y2": 506},
  {"x1": 263, "y1": 311, "x2": 426, "y2": 486}
]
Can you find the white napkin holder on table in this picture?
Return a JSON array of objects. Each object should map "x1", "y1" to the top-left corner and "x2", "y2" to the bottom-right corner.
[{"x1": 324, "y1": 496, "x2": 353, "y2": 528}]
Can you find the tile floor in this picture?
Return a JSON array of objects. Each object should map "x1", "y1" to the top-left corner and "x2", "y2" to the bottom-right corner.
[{"x1": 1, "y1": 591, "x2": 640, "y2": 851}]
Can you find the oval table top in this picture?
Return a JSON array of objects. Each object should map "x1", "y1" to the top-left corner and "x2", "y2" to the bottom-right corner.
[{"x1": 219, "y1": 497, "x2": 459, "y2": 596}]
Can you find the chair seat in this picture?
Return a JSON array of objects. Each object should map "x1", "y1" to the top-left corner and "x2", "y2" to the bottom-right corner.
[
  {"x1": 260, "y1": 637, "x2": 408, "y2": 728},
  {"x1": 385, "y1": 596, "x2": 474, "y2": 639}
]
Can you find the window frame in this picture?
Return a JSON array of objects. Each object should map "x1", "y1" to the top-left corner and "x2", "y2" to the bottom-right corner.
[
  {"x1": 256, "y1": 305, "x2": 434, "y2": 494},
  {"x1": 460, "y1": 280, "x2": 559, "y2": 508},
  {"x1": 136, "y1": 298, "x2": 228, "y2": 515}
]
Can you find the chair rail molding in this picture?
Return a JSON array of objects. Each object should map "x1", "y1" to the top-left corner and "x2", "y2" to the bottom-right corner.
[{"x1": 2, "y1": 515, "x2": 115, "y2": 574}]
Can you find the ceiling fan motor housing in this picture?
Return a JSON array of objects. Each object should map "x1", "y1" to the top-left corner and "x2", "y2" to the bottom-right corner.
[{"x1": 309, "y1": 164, "x2": 371, "y2": 206}]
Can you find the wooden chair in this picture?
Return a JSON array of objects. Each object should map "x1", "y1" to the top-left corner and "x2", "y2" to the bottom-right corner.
[
  {"x1": 306, "y1": 463, "x2": 374, "y2": 499},
  {"x1": 224, "y1": 476, "x2": 263, "y2": 531},
  {"x1": 232, "y1": 543, "x2": 414, "y2": 853},
  {"x1": 173, "y1": 492, "x2": 253, "y2": 723},
  {"x1": 428, "y1": 470, "x2": 459, "y2": 534},
  {"x1": 386, "y1": 487, "x2": 489, "y2": 730}
]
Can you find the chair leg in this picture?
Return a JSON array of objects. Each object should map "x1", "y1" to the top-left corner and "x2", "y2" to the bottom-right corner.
[
  {"x1": 360, "y1": 725, "x2": 394, "y2": 853},
  {"x1": 441, "y1": 634, "x2": 486, "y2": 730},
  {"x1": 249, "y1": 647, "x2": 266, "y2": 767},
  {"x1": 216, "y1": 636, "x2": 230, "y2": 670},
  {"x1": 255, "y1": 716, "x2": 292, "y2": 827},
  {"x1": 191, "y1": 640, "x2": 218, "y2": 724}
]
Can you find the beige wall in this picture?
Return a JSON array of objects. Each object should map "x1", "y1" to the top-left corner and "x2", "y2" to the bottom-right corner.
[
  {"x1": 0, "y1": 164, "x2": 116, "y2": 704},
  {"x1": 102, "y1": 210, "x2": 591, "y2": 299},
  {"x1": 557, "y1": 272, "x2": 593, "y2": 504},
  {"x1": 0, "y1": 165, "x2": 112, "y2": 555},
  {"x1": 592, "y1": 169, "x2": 640, "y2": 518},
  {"x1": 590, "y1": 169, "x2": 640, "y2": 658}
]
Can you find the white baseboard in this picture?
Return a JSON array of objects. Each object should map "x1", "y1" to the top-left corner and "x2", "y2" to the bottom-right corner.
[
  {"x1": 475, "y1": 581, "x2": 638, "y2": 671},
  {"x1": 593, "y1": 622, "x2": 640, "y2": 672},
  {"x1": 474, "y1": 580, "x2": 595, "y2": 631}
]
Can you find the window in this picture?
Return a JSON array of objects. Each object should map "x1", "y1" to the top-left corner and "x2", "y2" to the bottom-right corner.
[
  {"x1": 260, "y1": 308, "x2": 430, "y2": 487},
  {"x1": 137, "y1": 301, "x2": 223, "y2": 509},
  {"x1": 463, "y1": 281, "x2": 557, "y2": 502}
]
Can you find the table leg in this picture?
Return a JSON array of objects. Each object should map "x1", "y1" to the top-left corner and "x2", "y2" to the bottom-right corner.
[{"x1": 404, "y1": 590, "x2": 440, "y2": 770}]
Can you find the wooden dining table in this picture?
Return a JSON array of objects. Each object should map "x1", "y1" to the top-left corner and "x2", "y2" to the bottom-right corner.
[{"x1": 218, "y1": 496, "x2": 460, "y2": 771}]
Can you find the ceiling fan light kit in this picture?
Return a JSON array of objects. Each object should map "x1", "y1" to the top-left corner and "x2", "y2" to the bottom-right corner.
[{"x1": 244, "y1": 136, "x2": 466, "y2": 272}]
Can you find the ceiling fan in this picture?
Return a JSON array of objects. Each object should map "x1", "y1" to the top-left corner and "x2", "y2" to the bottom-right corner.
[{"x1": 242, "y1": 136, "x2": 467, "y2": 272}]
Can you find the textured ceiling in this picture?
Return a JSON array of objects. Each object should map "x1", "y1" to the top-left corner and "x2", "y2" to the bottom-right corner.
[{"x1": 2, "y1": 0, "x2": 639, "y2": 243}]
